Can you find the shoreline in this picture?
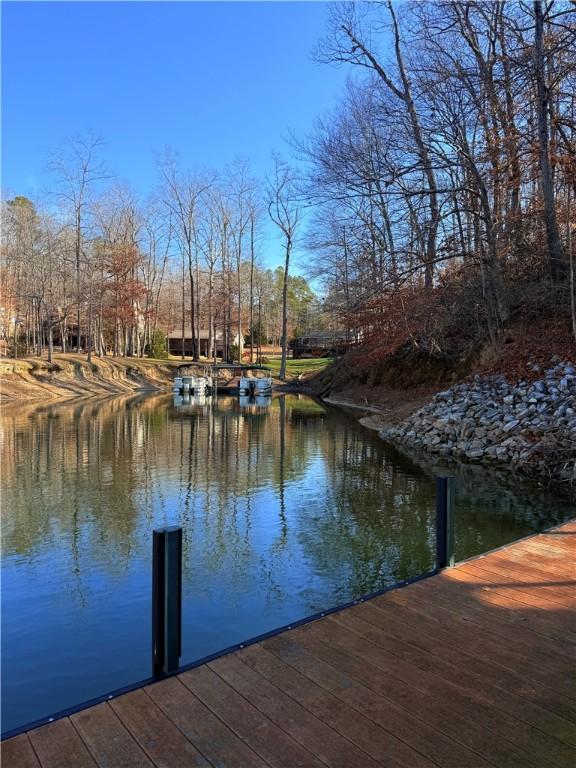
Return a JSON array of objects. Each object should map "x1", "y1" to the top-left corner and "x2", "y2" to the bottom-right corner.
[
  {"x1": 311, "y1": 377, "x2": 574, "y2": 500},
  {"x1": 0, "y1": 356, "x2": 294, "y2": 404},
  {"x1": 0, "y1": 355, "x2": 187, "y2": 403},
  {"x1": 346, "y1": 366, "x2": 574, "y2": 500},
  {"x1": 3, "y1": 357, "x2": 573, "y2": 498}
]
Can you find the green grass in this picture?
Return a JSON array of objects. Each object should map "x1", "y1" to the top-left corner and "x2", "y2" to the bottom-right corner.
[{"x1": 265, "y1": 356, "x2": 332, "y2": 379}]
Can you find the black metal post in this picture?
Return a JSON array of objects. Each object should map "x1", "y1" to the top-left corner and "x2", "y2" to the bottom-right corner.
[
  {"x1": 152, "y1": 526, "x2": 182, "y2": 676},
  {"x1": 436, "y1": 476, "x2": 455, "y2": 569}
]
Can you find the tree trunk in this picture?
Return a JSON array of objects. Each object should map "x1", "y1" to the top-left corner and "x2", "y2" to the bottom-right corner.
[
  {"x1": 188, "y1": 246, "x2": 198, "y2": 361},
  {"x1": 279, "y1": 241, "x2": 291, "y2": 381},
  {"x1": 181, "y1": 257, "x2": 186, "y2": 360},
  {"x1": 195, "y1": 256, "x2": 201, "y2": 359},
  {"x1": 75, "y1": 208, "x2": 82, "y2": 352},
  {"x1": 534, "y1": 0, "x2": 565, "y2": 280},
  {"x1": 257, "y1": 294, "x2": 262, "y2": 363},
  {"x1": 47, "y1": 317, "x2": 53, "y2": 364},
  {"x1": 208, "y1": 264, "x2": 214, "y2": 360}
]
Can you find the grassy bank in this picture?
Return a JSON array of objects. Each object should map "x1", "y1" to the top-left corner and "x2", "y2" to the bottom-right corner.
[{"x1": 264, "y1": 357, "x2": 332, "y2": 380}]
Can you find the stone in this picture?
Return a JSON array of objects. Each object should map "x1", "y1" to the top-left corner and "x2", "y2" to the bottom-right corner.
[{"x1": 379, "y1": 362, "x2": 575, "y2": 489}]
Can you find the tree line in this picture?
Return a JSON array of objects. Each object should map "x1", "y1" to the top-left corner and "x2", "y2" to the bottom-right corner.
[
  {"x1": 1, "y1": 149, "x2": 326, "y2": 375},
  {"x1": 301, "y1": 0, "x2": 575, "y2": 357},
  {"x1": 2, "y1": 1, "x2": 575, "y2": 377}
]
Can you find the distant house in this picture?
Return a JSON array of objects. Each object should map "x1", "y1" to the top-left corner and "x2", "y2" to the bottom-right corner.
[
  {"x1": 167, "y1": 328, "x2": 244, "y2": 358},
  {"x1": 289, "y1": 330, "x2": 352, "y2": 358}
]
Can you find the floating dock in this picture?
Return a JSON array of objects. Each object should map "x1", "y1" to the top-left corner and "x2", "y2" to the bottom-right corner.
[
  {"x1": 173, "y1": 365, "x2": 273, "y2": 398},
  {"x1": 4, "y1": 520, "x2": 575, "y2": 767}
]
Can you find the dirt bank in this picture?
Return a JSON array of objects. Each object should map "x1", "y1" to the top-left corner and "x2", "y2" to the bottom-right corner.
[
  {"x1": 0, "y1": 354, "x2": 179, "y2": 402},
  {"x1": 321, "y1": 388, "x2": 437, "y2": 428}
]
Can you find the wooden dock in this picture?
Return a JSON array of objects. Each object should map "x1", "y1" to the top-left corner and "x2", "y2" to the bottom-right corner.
[{"x1": 4, "y1": 520, "x2": 575, "y2": 768}]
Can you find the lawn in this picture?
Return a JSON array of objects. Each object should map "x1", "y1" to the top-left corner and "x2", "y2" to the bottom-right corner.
[{"x1": 265, "y1": 356, "x2": 333, "y2": 380}]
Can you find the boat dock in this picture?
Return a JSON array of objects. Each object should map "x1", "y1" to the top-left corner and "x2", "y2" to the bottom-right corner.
[
  {"x1": 3, "y1": 520, "x2": 575, "y2": 768},
  {"x1": 173, "y1": 364, "x2": 273, "y2": 397}
]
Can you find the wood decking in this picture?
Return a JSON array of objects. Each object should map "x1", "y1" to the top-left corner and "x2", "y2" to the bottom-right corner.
[{"x1": 4, "y1": 521, "x2": 575, "y2": 768}]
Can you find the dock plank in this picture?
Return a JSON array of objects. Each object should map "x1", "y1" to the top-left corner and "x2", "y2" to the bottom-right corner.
[
  {"x1": 209, "y1": 652, "x2": 382, "y2": 768},
  {"x1": 445, "y1": 563, "x2": 576, "y2": 614},
  {"x1": 264, "y1": 630, "x2": 492, "y2": 768},
  {"x1": 303, "y1": 614, "x2": 575, "y2": 768},
  {"x1": 302, "y1": 619, "x2": 543, "y2": 768},
  {"x1": 0, "y1": 735, "x2": 41, "y2": 768},
  {"x1": 507, "y1": 539, "x2": 576, "y2": 565},
  {"x1": 180, "y1": 664, "x2": 326, "y2": 768},
  {"x1": 410, "y1": 585, "x2": 576, "y2": 658},
  {"x1": 359, "y1": 590, "x2": 576, "y2": 698},
  {"x1": 239, "y1": 643, "x2": 437, "y2": 768},
  {"x1": 70, "y1": 703, "x2": 154, "y2": 768},
  {"x1": 4, "y1": 519, "x2": 575, "y2": 768},
  {"x1": 319, "y1": 611, "x2": 574, "y2": 767},
  {"x1": 411, "y1": 573, "x2": 576, "y2": 645},
  {"x1": 146, "y1": 677, "x2": 268, "y2": 768},
  {"x1": 109, "y1": 689, "x2": 210, "y2": 768},
  {"x1": 343, "y1": 601, "x2": 576, "y2": 724},
  {"x1": 370, "y1": 579, "x2": 575, "y2": 678},
  {"x1": 342, "y1": 597, "x2": 576, "y2": 746},
  {"x1": 480, "y1": 558, "x2": 574, "y2": 591},
  {"x1": 460, "y1": 557, "x2": 576, "y2": 603},
  {"x1": 27, "y1": 719, "x2": 97, "y2": 768}
]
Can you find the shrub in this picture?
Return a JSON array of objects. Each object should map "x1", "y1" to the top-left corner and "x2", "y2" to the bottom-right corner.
[
  {"x1": 230, "y1": 344, "x2": 241, "y2": 362},
  {"x1": 148, "y1": 330, "x2": 168, "y2": 359}
]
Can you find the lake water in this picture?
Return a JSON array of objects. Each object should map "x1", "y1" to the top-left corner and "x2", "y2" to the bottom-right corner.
[{"x1": 1, "y1": 392, "x2": 573, "y2": 734}]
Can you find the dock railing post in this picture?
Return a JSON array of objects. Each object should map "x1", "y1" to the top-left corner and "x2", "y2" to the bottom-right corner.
[
  {"x1": 436, "y1": 477, "x2": 455, "y2": 569},
  {"x1": 152, "y1": 526, "x2": 182, "y2": 676}
]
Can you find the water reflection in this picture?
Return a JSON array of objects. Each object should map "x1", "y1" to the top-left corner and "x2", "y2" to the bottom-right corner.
[{"x1": 1, "y1": 393, "x2": 572, "y2": 733}]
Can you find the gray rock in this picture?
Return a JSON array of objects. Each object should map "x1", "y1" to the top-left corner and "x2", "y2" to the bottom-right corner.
[{"x1": 378, "y1": 362, "x2": 575, "y2": 487}]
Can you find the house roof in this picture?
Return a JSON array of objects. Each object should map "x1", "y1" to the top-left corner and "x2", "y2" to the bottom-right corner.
[
  {"x1": 167, "y1": 329, "x2": 243, "y2": 340},
  {"x1": 167, "y1": 329, "x2": 222, "y2": 340},
  {"x1": 292, "y1": 330, "x2": 349, "y2": 342}
]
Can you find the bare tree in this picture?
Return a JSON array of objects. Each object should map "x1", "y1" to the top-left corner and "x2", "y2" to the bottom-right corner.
[
  {"x1": 160, "y1": 152, "x2": 214, "y2": 361},
  {"x1": 533, "y1": 0, "x2": 566, "y2": 279},
  {"x1": 141, "y1": 200, "x2": 173, "y2": 355},
  {"x1": 267, "y1": 155, "x2": 301, "y2": 380},
  {"x1": 50, "y1": 135, "x2": 105, "y2": 352},
  {"x1": 317, "y1": 2, "x2": 440, "y2": 287}
]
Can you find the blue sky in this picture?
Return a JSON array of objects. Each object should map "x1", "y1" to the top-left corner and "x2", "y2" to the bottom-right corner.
[{"x1": 2, "y1": 1, "x2": 350, "y2": 270}]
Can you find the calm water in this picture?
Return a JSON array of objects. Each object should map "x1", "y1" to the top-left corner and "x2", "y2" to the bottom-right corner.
[{"x1": 1, "y1": 392, "x2": 573, "y2": 733}]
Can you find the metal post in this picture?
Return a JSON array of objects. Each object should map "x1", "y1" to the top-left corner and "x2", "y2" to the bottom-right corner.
[
  {"x1": 152, "y1": 526, "x2": 182, "y2": 676},
  {"x1": 436, "y1": 477, "x2": 455, "y2": 569}
]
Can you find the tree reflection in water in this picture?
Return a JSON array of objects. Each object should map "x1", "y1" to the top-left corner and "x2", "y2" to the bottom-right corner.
[{"x1": 1, "y1": 393, "x2": 572, "y2": 733}]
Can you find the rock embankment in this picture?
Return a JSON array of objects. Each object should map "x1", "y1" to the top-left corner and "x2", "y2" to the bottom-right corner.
[{"x1": 381, "y1": 361, "x2": 576, "y2": 492}]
